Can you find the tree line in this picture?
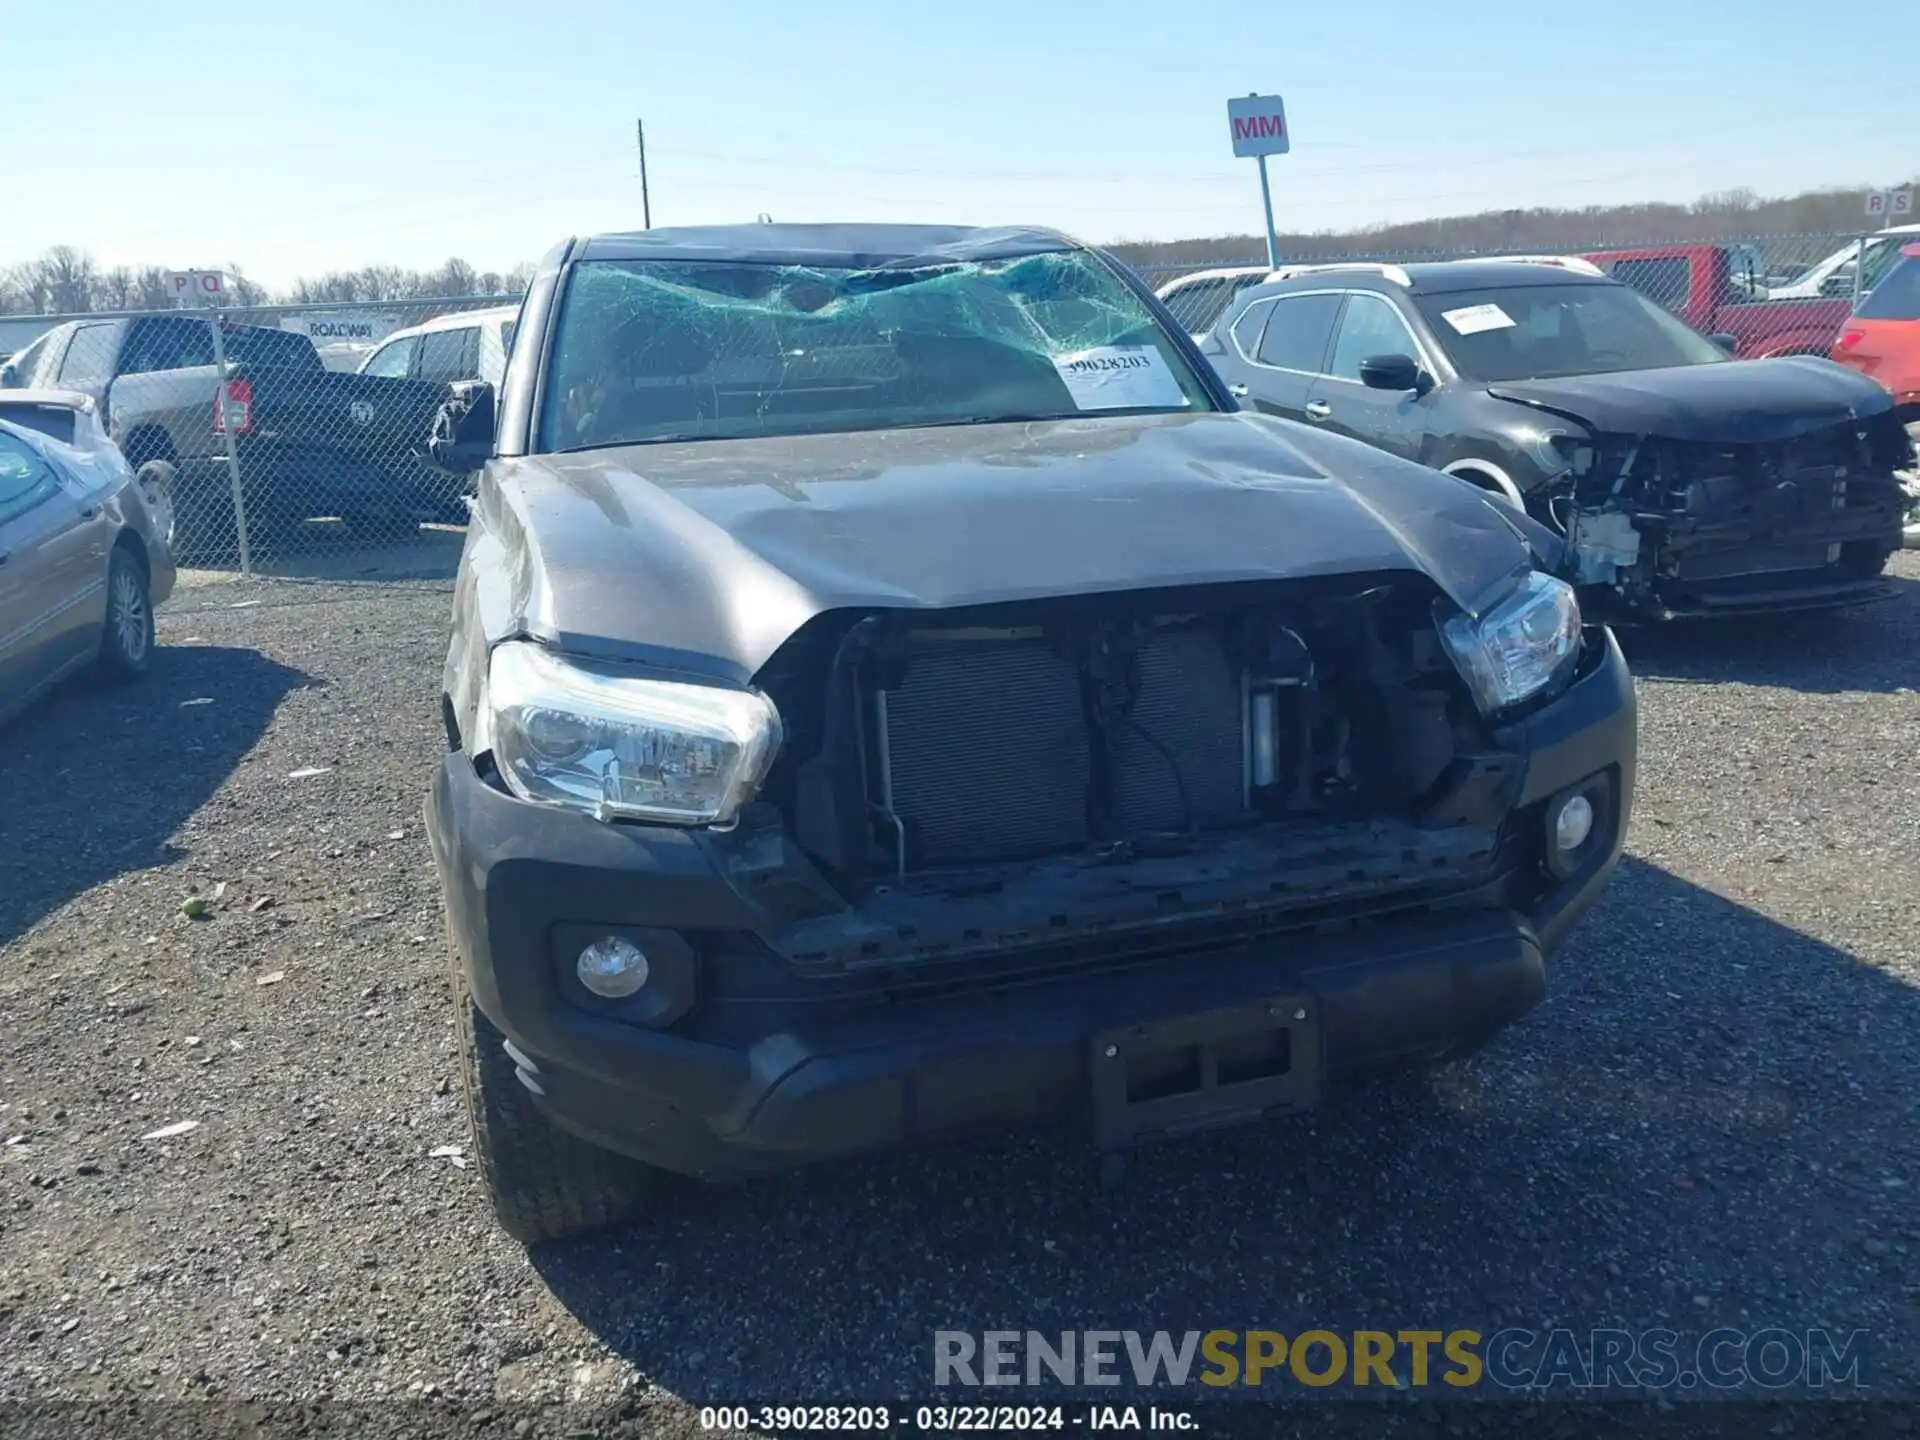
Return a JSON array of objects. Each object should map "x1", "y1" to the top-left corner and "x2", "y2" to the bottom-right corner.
[
  {"x1": 0, "y1": 249, "x2": 537, "y2": 317},
  {"x1": 1107, "y1": 182, "x2": 1920, "y2": 272},
  {"x1": 7, "y1": 178, "x2": 1915, "y2": 315}
]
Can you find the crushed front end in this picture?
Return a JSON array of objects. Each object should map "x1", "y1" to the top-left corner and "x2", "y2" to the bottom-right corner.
[
  {"x1": 429, "y1": 575, "x2": 1635, "y2": 1177},
  {"x1": 1552, "y1": 413, "x2": 1909, "y2": 618}
]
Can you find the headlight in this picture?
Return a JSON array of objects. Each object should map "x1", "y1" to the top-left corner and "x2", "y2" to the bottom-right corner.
[
  {"x1": 487, "y1": 641, "x2": 782, "y2": 825},
  {"x1": 1518, "y1": 425, "x2": 1592, "y2": 479},
  {"x1": 1439, "y1": 571, "x2": 1581, "y2": 716}
]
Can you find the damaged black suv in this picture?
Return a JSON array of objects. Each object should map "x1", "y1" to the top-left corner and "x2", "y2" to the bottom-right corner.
[
  {"x1": 1205, "y1": 258, "x2": 1910, "y2": 620},
  {"x1": 422, "y1": 224, "x2": 1636, "y2": 1243}
]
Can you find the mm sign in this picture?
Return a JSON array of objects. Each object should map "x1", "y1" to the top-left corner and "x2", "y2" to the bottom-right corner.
[
  {"x1": 1228, "y1": 95, "x2": 1289, "y2": 158},
  {"x1": 166, "y1": 270, "x2": 228, "y2": 304},
  {"x1": 1865, "y1": 189, "x2": 1913, "y2": 219}
]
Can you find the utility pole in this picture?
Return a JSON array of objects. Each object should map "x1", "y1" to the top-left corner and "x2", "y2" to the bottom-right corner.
[{"x1": 636, "y1": 120, "x2": 652, "y2": 230}]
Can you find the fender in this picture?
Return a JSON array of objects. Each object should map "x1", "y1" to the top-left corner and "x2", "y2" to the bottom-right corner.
[{"x1": 1440, "y1": 458, "x2": 1527, "y2": 512}]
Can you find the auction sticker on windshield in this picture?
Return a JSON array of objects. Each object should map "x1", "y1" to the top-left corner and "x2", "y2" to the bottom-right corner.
[
  {"x1": 1052, "y1": 346, "x2": 1189, "y2": 411},
  {"x1": 1441, "y1": 303, "x2": 1517, "y2": 335}
]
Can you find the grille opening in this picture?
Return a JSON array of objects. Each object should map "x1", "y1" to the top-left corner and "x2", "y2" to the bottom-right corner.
[{"x1": 757, "y1": 578, "x2": 1481, "y2": 892}]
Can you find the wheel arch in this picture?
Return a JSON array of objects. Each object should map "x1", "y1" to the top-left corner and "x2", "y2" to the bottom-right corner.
[
  {"x1": 111, "y1": 526, "x2": 151, "y2": 577},
  {"x1": 120, "y1": 424, "x2": 179, "y2": 468},
  {"x1": 1439, "y1": 458, "x2": 1527, "y2": 511}
]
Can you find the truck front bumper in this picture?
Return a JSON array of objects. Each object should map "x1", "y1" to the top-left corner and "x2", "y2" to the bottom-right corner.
[{"x1": 426, "y1": 630, "x2": 1636, "y2": 1178}]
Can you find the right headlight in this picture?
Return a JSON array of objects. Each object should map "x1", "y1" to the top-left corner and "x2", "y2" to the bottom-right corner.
[
  {"x1": 1438, "y1": 571, "x2": 1581, "y2": 716},
  {"x1": 487, "y1": 641, "x2": 782, "y2": 826},
  {"x1": 1517, "y1": 425, "x2": 1593, "y2": 479}
]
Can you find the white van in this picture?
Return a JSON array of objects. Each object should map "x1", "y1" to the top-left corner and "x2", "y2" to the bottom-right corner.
[{"x1": 357, "y1": 305, "x2": 519, "y2": 388}]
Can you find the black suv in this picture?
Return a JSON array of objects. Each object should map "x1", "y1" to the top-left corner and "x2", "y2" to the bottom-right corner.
[{"x1": 1204, "y1": 259, "x2": 1910, "y2": 620}]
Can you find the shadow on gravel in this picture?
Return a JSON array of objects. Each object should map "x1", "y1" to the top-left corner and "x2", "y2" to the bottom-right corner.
[
  {"x1": 0, "y1": 643, "x2": 308, "y2": 948},
  {"x1": 527, "y1": 855, "x2": 1920, "y2": 1402},
  {"x1": 1618, "y1": 572, "x2": 1918, "y2": 694}
]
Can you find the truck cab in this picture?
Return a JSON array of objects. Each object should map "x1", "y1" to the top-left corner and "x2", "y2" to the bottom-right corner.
[{"x1": 1584, "y1": 243, "x2": 1851, "y2": 359}]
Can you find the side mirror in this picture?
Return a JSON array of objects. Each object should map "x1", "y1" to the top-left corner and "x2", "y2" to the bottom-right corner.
[
  {"x1": 1358, "y1": 353, "x2": 1423, "y2": 392},
  {"x1": 428, "y1": 381, "x2": 496, "y2": 472},
  {"x1": 0, "y1": 362, "x2": 20, "y2": 389},
  {"x1": 1820, "y1": 273, "x2": 1855, "y2": 299},
  {"x1": 1709, "y1": 332, "x2": 1738, "y2": 355},
  {"x1": 1196, "y1": 331, "x2": 1226, "y2": 356}
]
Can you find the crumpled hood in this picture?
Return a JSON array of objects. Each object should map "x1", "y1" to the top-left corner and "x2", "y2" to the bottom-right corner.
[
  {"x1": 1487, "y1": 355, "x2": 1894, "y2": 444},
  {"x1": 484, "y1": 411, "x2": 1543, "y2": 684}
]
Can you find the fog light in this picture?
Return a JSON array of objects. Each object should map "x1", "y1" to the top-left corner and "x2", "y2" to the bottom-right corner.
[
  {"x1": 1553, "y1": 793, "x2": 1595, "y2": 854},
  {"x1": 576, "y1": 936, "x2": 650, "y2": 998}
]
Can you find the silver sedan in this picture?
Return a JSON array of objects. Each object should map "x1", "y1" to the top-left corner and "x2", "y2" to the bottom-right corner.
[{"x1": 0, "y1": 391, "x2": 177, "y2": 724}]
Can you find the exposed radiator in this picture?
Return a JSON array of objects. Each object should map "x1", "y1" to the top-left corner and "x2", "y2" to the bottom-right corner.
[
  {"x1": 1111, "y1": 628, "x2": 1245, "y2": 835},
  {"x1": 880, "y1": 627, "x2": 1246, "y2": 869}
]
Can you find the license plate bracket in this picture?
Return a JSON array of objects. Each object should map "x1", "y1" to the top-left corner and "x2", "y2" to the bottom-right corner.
[{"x1": 1089, "y1": 997, "x2": 1322, "y2": 1149}]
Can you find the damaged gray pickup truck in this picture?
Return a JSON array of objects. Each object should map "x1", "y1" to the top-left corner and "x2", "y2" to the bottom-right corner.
[
  {"x1": 422, "y1": 224, "x2": 1637, "y2": 1243},
  {"x1": 1204, "y1": 259, "x2": 1911, "y2": 620}
]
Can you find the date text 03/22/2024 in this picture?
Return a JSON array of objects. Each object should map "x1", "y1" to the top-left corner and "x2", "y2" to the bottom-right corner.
[{"x1": 697, "y1": 1405, "x2": 1198, "y2": 1433}]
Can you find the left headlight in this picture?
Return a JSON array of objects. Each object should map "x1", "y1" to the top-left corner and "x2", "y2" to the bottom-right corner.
[
  {"x1": 1439, "y1": 571, "x2": 1581, "y2": 716},
  {"x1": 487, "y1": 641, "x2": 782, "y2": 826}
]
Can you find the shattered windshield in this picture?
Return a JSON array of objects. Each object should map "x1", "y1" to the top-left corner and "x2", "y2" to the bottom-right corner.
[
  {"x1": 1417, "y1": 283, "x2": 1730, "y2": 383},
  {"x1": 538, "y1": 251, "x2": 1213, "y2": 452}
]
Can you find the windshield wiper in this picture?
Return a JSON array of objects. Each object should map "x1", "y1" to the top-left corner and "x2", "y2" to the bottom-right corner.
[{"x1": 554, "y1": 433, "x2": 722, "y2": 453}]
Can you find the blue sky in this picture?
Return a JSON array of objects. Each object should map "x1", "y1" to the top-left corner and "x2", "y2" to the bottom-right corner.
[{"x1": 6, "y1": 0, "x2": 1914, "y2": 289}]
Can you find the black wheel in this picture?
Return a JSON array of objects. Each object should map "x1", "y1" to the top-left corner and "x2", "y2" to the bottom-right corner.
[
  {"x1": 96, "y1": 546, "x2": 153, "y2": 680},
  {"x1": 453, "y1": 971, "x2": 645, "y2": 1244}
]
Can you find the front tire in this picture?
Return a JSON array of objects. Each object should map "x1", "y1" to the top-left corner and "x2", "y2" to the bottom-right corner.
[
  {"x1": 96, "y1": 547, "x2": 153, "y2": 680},
  {"x1": 453, "y1": 972, "x2": 646, "y2": 1244}
]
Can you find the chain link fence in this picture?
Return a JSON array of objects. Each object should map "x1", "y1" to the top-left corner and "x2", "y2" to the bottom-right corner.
[
  {"x1": 1137, "y1": 231, "x2": 1904, "y2": 347},
  {"x1": 0, "y1": 228, "x2": 1913, "y2": 575},
  {"x1": 0, "y1": 294, "x2": 518, "y2": 571}
]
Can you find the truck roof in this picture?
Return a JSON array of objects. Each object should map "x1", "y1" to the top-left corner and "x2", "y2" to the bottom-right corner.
[{"x1": 575, "y1": 223, "x2": 1080, "y2": 268}]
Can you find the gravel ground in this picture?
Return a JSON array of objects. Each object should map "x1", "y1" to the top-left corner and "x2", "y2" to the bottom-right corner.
[{"x1": 2, "y1": 559, "x2": 1918, "y2": 1434}]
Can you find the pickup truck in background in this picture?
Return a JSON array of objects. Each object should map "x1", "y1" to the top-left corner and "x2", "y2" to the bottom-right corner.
[
  {"x1": 0, "y1": 315, "x2": 460, "y2": 562},
  {"x1": 1583, "y1": 244, "x2": 1852, "y2": 359}
]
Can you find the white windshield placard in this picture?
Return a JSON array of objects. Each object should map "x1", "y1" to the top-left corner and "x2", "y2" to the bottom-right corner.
[
  {"x1": 1441, "y1": 303, "x2": 1517, "y2": 335},
  {"x1": 1051, "y1": 345, "x2": 1189, "y2": 410}
]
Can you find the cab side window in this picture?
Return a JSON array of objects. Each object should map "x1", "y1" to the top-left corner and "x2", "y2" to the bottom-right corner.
[
  {"x1": 120, "y1": 318, "x2": 216, "y2": 376},
  {"x1": 1603, "y1": 257, "x2": 1692, "y2": 315}
]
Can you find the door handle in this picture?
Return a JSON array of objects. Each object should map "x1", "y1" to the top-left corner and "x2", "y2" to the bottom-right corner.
[
  {"x1": 80, "y1": 506, "x2": 99, "y2": 520},
  {"x1": 1304, "y1": 400, "x2": 1333, "y2": 421},
  {"x1": 1228, "y1": 383, "x2": 1249, "y2": 398}
]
